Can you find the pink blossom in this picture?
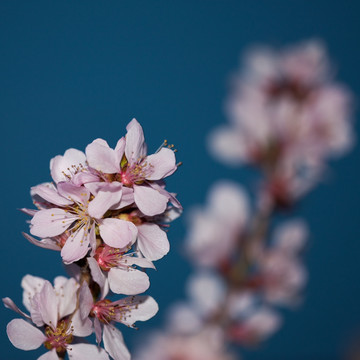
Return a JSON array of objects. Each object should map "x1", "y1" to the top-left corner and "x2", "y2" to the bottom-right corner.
[
  {"x1": 28, "y1": 182, "x2": 137, "y2": 264},
  {"x1": 79, "y1": 282, "x2": 158, "y2": 360},
  {"x1": 3, "y1": 275, "x2": 109, "y2": 359},
  {"x1": 50, "y1": 148, "x2": 99, "y2": 186},
  {"x1": 87, "y1": 244, "x2": 154, "y2": 295},
  {"x1": 86, "y1": 118, "x2": 180, "y2": 216}
]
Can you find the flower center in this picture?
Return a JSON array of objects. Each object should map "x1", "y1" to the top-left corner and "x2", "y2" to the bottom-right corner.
[
  {"x1": 90, "y1": 299, "x2": 116, "y2": 323},
  {"x1": 90, "y1": 297, "x2": 140, "y2": 326},
  {"x1": 118, "y1": 161, "x2": 153, "y2": 187},
  {"x1": 44, "y1": 319, "x2": 73, "y2": 352},
  {"x1": 94, "y1": 245, "x2": 125, "y2": 272}
]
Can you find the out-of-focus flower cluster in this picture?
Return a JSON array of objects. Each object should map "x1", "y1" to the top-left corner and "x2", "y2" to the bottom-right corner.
[
  {"x1": 210, "y1": 40, "x2": 354, "y2": 206},
  {"x1": 3, "y1": 119, "x2": 181, "y2": 359},
  {"x1": 134, "y1": 41, "x2": 354, "y2": 359}
]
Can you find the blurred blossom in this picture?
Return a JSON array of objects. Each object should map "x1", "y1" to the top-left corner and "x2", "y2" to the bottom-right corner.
[
  {"x1": 209, "y1": 40, "x2": 354, "y2": 202},
  {"x1": 186, "y1": 181, "x2": 249, "y2": 267},
  {"x1": 228, "y1": 307, "x2": 282, "y2": 345},
  {"x1": 165, "y1": 271, "x2": 226, "y2": 334},
  {"x1": 255, "y1": 220, "x2": 308, "y2": 306},
  {"x1": 134, "y1": 327, "x2": 236, "y2": 360}
]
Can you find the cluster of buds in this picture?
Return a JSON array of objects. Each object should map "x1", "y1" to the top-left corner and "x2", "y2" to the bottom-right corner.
[
  {"x1": 3, "y1": 119, "x2": 182, "y2": 359},
  {"x1": 134, "y1": 41, "x2": 354, "y2": 359}
]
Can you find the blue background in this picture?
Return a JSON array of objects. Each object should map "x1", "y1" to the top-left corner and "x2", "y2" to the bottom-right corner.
[{"x1": 1, "y1": 1, "x2": 360, "y2": 359}]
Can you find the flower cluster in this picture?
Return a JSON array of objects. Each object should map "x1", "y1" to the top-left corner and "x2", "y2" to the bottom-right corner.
[
  {"x1": 4, "y1": 119, "x2": 181, "y2": 359},
  {"x1": 134, "y1": 41, "x2": 354, "y2": 359}
]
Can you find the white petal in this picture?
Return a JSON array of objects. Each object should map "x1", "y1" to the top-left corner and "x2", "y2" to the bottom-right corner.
[
  {"x1": 31, "y1": 184, "x2": 73, "y2": 206},
  {"x1": 68, "y1": 343, "x2": 110, "y2": 360},
  {"x1": 125, "y1": 256, "x2": 156, "y2": 269},
  {"x1": 53, "y1": 277, "x2": 79, "y2": 319},
  {"x1": 133, "y1": 185, "x2": 168, "y2": 216},
  {"x1": 78, "y1": 282, "x2": 94, "y2": 320},
  {"x1": 86, "y1": 138, "x2": 121, "y2": 173},
  {"x1": 57, "y1": 182, "x2": 90, "y2": 204},
  {"x1": 125, "y1": 118, "x2": 147, "y2": 163},
  {"x1": 121, "y1": 296, "x2": 158, "y2": 326},
  {"x1": 50, "y1": 148, "x2": 86, "y2": 184},
  {"x1": 103, "y1": 325, "x2": 130, "y2": 360},
  {"x1": 137, "y1": 224, "x2": 169, "y2": 261},
  {"x1": 88, "y1": 182, "x2": 123, "y2": 219},
  {"x1": 61, "y1": 226, "x2": 90, "y2": 264},
  {"x1": 2, "y1": 297, "x2": 30, "y2": 319},
  {"x1": 146, "y1": 147, "x2": 177, "y2": 180},
  {"x1": 30, "y1": 281, "x2": 58, "y2": 329},
  {"x1": 21, "y1": 275, "x2": 47, "y2": 313},
  {"x1": 37, "y1": 350, "x2": 58, "y2": 360},
  {"x1": 7, "y1": 319, "x2": 46, "y2": 350},
  {"x1": 87, "y1": 257, "x2": 108, "y2": 299},
  {"x1": 94, "y1": 317, "x2": 103, "y2": 344},
  {"x1": 71, "y1": 309, "x2": 93, "y2": 337},
  {"x1": 22, "y1": 233, "x2": 60, "y2": 251},
  {"x1": 30, "y1": 208, "x2": 75, "y2": 238},
  {"x1": 108, "y1": 268, "x2": 150, "y2": 295},
  {"x1": 99, "y1": 218, "x2": 137, "y2": 248}
]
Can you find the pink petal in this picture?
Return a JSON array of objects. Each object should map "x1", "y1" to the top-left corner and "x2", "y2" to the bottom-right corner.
[
  {"x1": 50, "y1": 148, "x2": 86, "y2": 184},
  {"x1": 121, "y1": 296, "x2": 158, "y2": 326},
  {"x1": 125, "y1": 118, "x2": 147, "y2": 163},
  {"x1": 68, "y1": 343, "x2": 110, "y2": 360},
  {"x1": 72, "y1": 171, "x2": 100, "y2": 186},
  {"x1": 30, "y1": 281, "x2": 58, "y2": 329},
  {"x1": 133, "y1": 185, "x2": 168, "y2": 216},
  {"x1": 7, "y1": 318, "x2": 46, "y2": 350},
  {"x1": 88, "y1": 223, "x2": 97, "y2": 256},
  {"x1": 2, "y1": 297, "x2": 30, "y2": 319},
  {"x1": 86, "y1": 138, "x2": 121, "y2": 174},
  {"x1": 111, "y1": 186, "x2": 134, "y2": 210},
  {"x1": 78, "y1": 282, "x2": 95, "y2": 320},
  {"x1": 87, "y1": 257, "x2": 108, "y2": 299},
  {"x1": 146, "y1": 147, "x2": 177, "y2": 180},
  {"x1": 21, "y1": 275, "x2": 46, "y2": 312},
  {"x1": 137, "y1": 224, "x2": 170, "y2": 261},
  {"x1": 115, "y1": 137, "x2": 126, "y2": 155},
  {"x1": 22, "y1": 233, "x2": 60, "y2": 251},
  {"x1": 71, "y1": 309, "x2": 93, "y2": 337},
  {"x1": 31, "y1": 184, "x2": 73, "y2": 206},
  {"x1": 103, "y1": 325, "x2": 130, "y2": 360},
  {"x1": 125, "y1": 256, "x2": 156, "y2": 269},
  {"x1": 88, "y1": 182, "x2": 123, "y2": 219},
  {"x1": 57, "y1": 182, "x2": 90, "y2": 204},
  {"x1": 108, "y1": 268, "x2": 150, "y2": 295},
  {"x1": 30, "y1": 208, "x2": 75, "y2": 238},
  {"x1": 99, "y1": 218, "x2": 137, "y2": 249},
  {"x1": 38, "y1": 349, "x2": 59, "y2": 360},
  {"x1": 61, "y1": 227, "x2": 90, "y2": 264},
  {"x1": 94, "y1": 317, "x2": 103, "y2": 344},
  {"x1": 20, "y1": 208, "x2": 37, "y2": 216},
  {"x1": 149, "y1": 182, "x2": 182, "y2": 210},
  {"x1": 53, "y1": 277, "x2": 78, "y2": 319}
]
